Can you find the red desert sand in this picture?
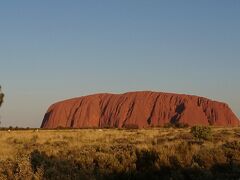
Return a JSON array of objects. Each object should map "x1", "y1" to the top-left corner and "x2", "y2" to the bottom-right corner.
[{"x1": 41, "y1": 91, "x2": 239, "y2": 128}]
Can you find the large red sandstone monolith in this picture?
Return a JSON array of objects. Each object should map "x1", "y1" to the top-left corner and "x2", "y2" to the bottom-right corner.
[{"x1": 41, "y1": 91, "x2": 239, "y2": 128}]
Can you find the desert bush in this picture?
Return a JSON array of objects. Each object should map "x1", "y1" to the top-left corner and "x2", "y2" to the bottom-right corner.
[
  {"x1": 164, "y1": 122, "x2": 189, "y2": 128},
  {"x1": 0, "y1": 153, "x2": 43, "y2": 180},
  {"x1": 62, "y1": 135, "x2": 74, "y2": 141},
  {"x1": 56, "y1": 126, "x2": 68, "y2": 130},
  {"x1": 124, "y1": 124, "x2": 139, "y2": 129},
  {"x1": 222, "y1": 141, "x2": 240, "y2": 164},
  {"x1": 115, "y1": 137, "x2": 131, "y2": 144},
  {"x1": 163, "y1": 123, "x2": 173, "y2": 128},
  {"x1": 178, "y1": 133, "x2": 193, "y2": 140},
  {"x1": 190, "y1": 126, "x2": 212, "y2": 140},
  {"x1": 175, "y1": 122, "x2": 189, "y2": 128},
  {"x1": 223, "y1": 141, "x2": 240, "y2": 151},
  {"x1": 0, "y1": 160, "x2": 16, "y2": 180},
  {"x1": 31, "y1": 150, "x2": 88, "y2": 179},
  {"x1": 175, "y1": 142, "x2": 195, "y2": 167},
  {"x1": 51, "y1": 140, "x2": 69, "y2": 147},
  {"x1": 93, "y1": 144, "x2": 137, "y2": 174},
  {"x1": 93, "y1": 152, "x2": 119, "y2": 174},
  {"x1": 31, "y1": 135, "x2": 38, "y2": 144},
  {"x1": 193, "y1": 148, "x2": 227, "y2": 169},
  {"x1": 169, "y1": 155, "x2": 183, "y2": 168},
  {"x1": 210, "y1": 163, "x2": 240, "y2": 180},
  {"x1": 136, "y1": 149, "x2": 159, "y2": 171}
]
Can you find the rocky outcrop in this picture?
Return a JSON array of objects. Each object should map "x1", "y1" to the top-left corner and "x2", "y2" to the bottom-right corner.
[{"x1": 41, "y1": 91, "x2": 239, "y2": 128}]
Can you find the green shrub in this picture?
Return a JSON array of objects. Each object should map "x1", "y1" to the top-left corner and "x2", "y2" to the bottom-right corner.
[{"x1": 190, "y1": 126, "x2": 212, "y2": 140}]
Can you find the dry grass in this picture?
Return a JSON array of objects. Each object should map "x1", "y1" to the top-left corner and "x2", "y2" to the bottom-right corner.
[{"x1": 0, "y1": 127, "x2": 239, "y2": 179}]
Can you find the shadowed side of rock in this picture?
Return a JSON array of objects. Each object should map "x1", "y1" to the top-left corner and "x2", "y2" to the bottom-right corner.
[{"x1": 41, "y1": 91, "x2": 239, "y2": 128}]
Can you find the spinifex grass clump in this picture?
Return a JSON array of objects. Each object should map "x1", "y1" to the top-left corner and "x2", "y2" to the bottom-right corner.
[{"x1": 191, "y1": 126, "x2": 212, "y2": 140}]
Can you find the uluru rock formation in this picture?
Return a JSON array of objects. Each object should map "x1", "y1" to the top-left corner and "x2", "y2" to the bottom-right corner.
[{"x1": 41, "y1": 91, "x2": 239, "y2": 128}]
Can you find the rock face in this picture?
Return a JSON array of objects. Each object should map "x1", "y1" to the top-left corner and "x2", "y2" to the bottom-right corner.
[{"x1": 41, "y1": 91, "x2": 239, "y2": 128}]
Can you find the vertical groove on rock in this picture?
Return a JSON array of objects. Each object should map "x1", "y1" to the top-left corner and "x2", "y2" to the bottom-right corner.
[
  {"x1": 70, "y1": 100, "x2": 83, "y2": 128},
  {"x1": 122, "y1": 100, "x2": 136, "y2": 127},
  {"x1": 147, "y1": 94, "x2": 161, "y2": 125}
]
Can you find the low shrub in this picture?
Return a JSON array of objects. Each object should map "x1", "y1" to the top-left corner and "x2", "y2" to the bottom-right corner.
[
  {"x1": 124, "y1": 124, "x2": 139, "y2": 129},
  {"x1": 175, "y1": 122, "x2": 189, "y2": 128},
  {"x1": 223, "y1": 141, "x2": 240, "y2": 151},
  {"x1": 136, "y1": 149, "x2": 159, "y2": 171},
  {"x1": 164, "y1": 122, "x2": 189, "y2": 128},
  {"x1": 190, "y1": 126, "x2": 212, "y2": 140}
]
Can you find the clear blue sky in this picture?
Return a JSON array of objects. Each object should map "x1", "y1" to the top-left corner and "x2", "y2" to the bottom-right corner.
[{"x1": 0, "y1": 0, "x2": 239, "y2": 127}]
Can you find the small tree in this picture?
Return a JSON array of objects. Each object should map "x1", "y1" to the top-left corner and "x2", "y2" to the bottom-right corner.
[
  {"x1": 191, "y1": 125, "x2": 212, "y2": 140},
  {"x1": 0, "y1": 86, "x2": 4, "y2": 126},
  {"x1": 0, "y1": 86, "x2": 4, "y2": 107}
]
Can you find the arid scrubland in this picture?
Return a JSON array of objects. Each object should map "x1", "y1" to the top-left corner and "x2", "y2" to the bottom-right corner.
[{"x1": 0, "y1": 127, "x2": 239, "y2": 180}]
